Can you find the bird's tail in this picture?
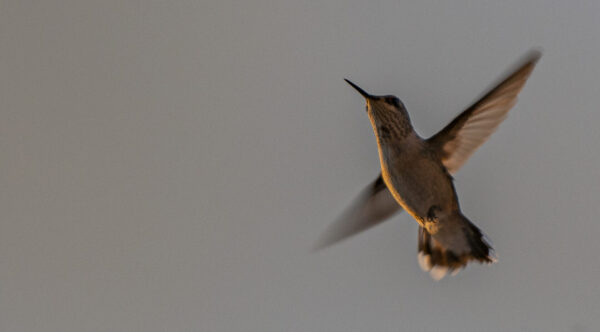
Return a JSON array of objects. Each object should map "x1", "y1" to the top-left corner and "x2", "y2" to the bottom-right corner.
[{"x1": 417, "y1": 212, "x2": 495, "y2": 280}]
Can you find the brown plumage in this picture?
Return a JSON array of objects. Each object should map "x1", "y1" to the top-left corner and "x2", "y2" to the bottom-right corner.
[{"x1": 317, "y1": 50, "x2": 541, "y2": 280}]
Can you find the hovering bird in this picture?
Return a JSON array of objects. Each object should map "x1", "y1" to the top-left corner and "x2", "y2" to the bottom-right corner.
[{"x1": 316, "y1": 50, "x2": 541, "y2": 280}]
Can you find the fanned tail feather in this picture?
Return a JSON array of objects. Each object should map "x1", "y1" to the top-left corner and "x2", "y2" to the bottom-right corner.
[{"x1": 417, "y1": 213, "x2": 495, "y2": 280}]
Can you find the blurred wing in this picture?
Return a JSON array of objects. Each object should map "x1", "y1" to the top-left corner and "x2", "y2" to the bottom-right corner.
[
  {"x1": 314, "y1": 175, "x2": 401, "y2": 250},
  {"x1": 428, "y1": 50, "x2": 541, "y2": 174}
]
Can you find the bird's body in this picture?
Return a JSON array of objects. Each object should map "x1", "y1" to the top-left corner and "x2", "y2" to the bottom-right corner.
[
  {"x1": 378, "y1": 133, "x2": 456, "y2": 226},
  {"x1": 317, "y1": 51, "x2": 542, "y2": 280}
]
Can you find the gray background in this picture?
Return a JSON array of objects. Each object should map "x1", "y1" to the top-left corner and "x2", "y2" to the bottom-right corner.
[{"x1": 2, "y1": 1, "x2": 599, "y2": 331}]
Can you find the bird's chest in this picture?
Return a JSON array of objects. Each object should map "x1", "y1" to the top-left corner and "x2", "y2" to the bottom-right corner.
[{"x1": 379, "y1": 146, "x2": 454, "y2": 219}]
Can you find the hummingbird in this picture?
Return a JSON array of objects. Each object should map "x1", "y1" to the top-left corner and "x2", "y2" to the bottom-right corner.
[{"x1": 316, "y1": 50, "x2": 541, "y2": 280}]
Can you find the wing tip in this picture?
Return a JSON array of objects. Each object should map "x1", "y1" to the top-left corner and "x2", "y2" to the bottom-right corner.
[{"x1": 524, "y1": 48, "x2": 543, "y2": 65}]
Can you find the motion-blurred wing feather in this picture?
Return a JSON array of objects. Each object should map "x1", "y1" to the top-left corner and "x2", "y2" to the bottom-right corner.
[
  {"x1": 428, "y1": 50, "x2": 541, "y2": 174},
  {"x1": 315, "y1": 175, "x2": 401, "y2": 249}
]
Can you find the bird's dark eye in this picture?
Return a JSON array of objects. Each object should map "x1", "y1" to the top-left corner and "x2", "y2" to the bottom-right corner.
[{"x1": 385, "y1": 97, "x2": 400, "y2": 108}]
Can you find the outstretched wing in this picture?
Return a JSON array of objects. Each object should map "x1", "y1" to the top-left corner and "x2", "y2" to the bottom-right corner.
[
  {"x1": 428, "y1": 50, "x2": 541, "y2": 174},
  {"x1": 314, "y1": 175, "x2": 401, "y2": 250}
]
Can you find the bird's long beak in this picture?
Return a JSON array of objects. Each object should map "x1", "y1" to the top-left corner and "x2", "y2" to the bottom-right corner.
[{"x1": 344, "y1": 79, "x2": 372, "y2": 99}]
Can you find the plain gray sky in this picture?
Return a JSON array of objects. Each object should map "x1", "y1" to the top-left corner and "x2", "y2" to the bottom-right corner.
[{"x1": 2, "y1": 1, "x2": 600, "y2": 331}]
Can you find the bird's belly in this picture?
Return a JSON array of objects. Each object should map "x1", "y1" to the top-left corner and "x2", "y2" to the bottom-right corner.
[{"x1": 381, "y1": 157, "x2": 456, "y2": 224}]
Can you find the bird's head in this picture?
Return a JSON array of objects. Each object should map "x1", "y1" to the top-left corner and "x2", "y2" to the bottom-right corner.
[{"x1": 344, "y1": 79, "x2": 413, "y2": 140}]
